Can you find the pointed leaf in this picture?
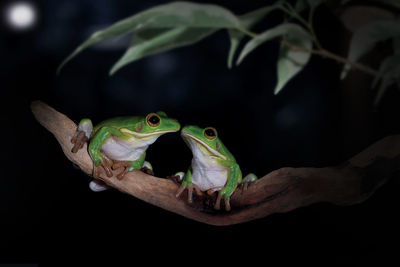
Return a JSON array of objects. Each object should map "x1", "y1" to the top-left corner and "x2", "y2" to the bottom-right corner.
[
  {"x1": 227, "y1": 30, "x2": 244, "y2": 69},
  {"x1": 372, "y1": 54, "x2": 400, "y2": 88},
  {"x1": 227, "y1": 5, "x2": 281, "y2": 68},
  {"x1": 372, "y1": 55, "x2": 400, "y2": 105},
  {"x1": 275, "y1": 26, "x2": 312, "y2": 94},
  {"x1": 110, "y1": 27, "x2": 216, "y2": 75},
  {"x1": 236, "y1": 23, "x2": 309, "y2": 65},
  {"x1": 341, "y1": 19, "x2": 400, "y2": 79},
  {"x1": 374, "y1": 76, "x2": 395, "y2": 106}
]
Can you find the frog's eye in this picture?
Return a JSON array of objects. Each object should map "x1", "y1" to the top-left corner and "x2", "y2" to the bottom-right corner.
[
  {"x1": 204, "y1": 127, "x2": 217, "y2": 140},
  {"x1": 146, "y1": 113, "x2": 161, "y2": 127}
]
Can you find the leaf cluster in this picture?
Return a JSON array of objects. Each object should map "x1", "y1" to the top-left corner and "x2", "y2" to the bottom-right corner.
[{"x1": 59, "y1": 0, "x2": 400, "y2": 101}]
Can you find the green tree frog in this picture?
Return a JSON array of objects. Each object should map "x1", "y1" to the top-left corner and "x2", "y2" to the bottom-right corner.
[
  {"x1": 71, "y1": 112, "x2": 180, "y2": 191},
  {"x1": 175, "y1": 125, "x2": 257, "y2": 211}
]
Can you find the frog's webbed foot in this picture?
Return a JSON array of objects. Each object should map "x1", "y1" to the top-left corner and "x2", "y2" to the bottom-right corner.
[
  {"x1": 93, "y1": 155, "x2": 114, "y2": 178},
  {"x1": 141, "y1": 161, "x2": 154, "y2": 176},
  {"x1": 167, "y1": 172, "x2": 184, "y2": 184},
  {"x1": 89, "y1": 179, "x2": 110, "y2": 192},
  {"x1": 110, "y1": 160, "x2": 153, "y2": 180},
  {"x1": 214, "y1": 193, "x2": 232, "y2": 212},
  {"x1": 71, "y1": 118, "x2": 92, "y2": 153},
  {"x1": 176, "y1": 183, "x2": 203, "y2": 203},
  {"x1": 239, "y1": 173, "x2": 258, "y2": 192},
  {"x1": 111, "y1": 161, "x2": 131, "y2": 180},
  {"x1": 141, "y1": 166, "x2": 154, "y2": 175},
  {"x1": 71, "y1": 131, "x2": 88, "y2": 153}
]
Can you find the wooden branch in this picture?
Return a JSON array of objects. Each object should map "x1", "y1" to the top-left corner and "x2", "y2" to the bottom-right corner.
[{"x1": 31, "y1": 101, "x2": 400, "y2": 225}]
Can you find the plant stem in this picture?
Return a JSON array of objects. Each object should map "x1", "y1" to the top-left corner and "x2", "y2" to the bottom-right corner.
[
  {"x1": 280, "y1": 39, "x2": 379, "y2": 77},
  {"x1": 307, "y1": 5, "x2": 323, "y2": 50},
  {"x1": 239, "y1": 3, "x2": 378, "y2": 78},
  {"x1": 238, "y1": 27, "x2": 258, "y2": 38}
]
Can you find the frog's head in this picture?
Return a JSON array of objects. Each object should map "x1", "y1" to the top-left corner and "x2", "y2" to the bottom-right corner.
[
  {"x1": 121, "y1": 111, "x2": 180, "y2": 142},
  {"x1": 181, "y1": 125, "x2": 233, "y2": 161}
]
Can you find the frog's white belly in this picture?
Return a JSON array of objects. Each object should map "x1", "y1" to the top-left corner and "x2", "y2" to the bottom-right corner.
[
  {"x1": 191, "y1": 158, "x2": 228, "y2": 191},
  {"x1": 101, "y1": 136, "x2": 147, "y2": 161}
]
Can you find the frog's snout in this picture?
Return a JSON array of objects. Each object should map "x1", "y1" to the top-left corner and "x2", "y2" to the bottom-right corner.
[
  {"x1": 167, "y1": 119, "x2": 181, "y2": 132},
  {"x1": 174, "y1": 119, "x2": 181, "y2": 131},
  {"x1": 180, "y1": 125, "x2": 192, "y2": 134}
]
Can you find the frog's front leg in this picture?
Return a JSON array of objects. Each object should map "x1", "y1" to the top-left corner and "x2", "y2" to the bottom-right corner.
[
  {"x1": 88, "y1": 161, "x2": 152, "y2": 192},
  {"x1": 111, "y1": 152, "x2": 147, "y2": 180},
  {"x1": 214, "y1": 163, "x2": 241, "y2": 211},
  {"x1": 175, "y1": 169, "x2": 203, "y2": 203},
  {"x1": 71, "y1": 118, "x2": 93, "y2": 153},
  {"x1": 89, "y1": 126, "x2": 123, "y2": 178},
  {"x1": 176, "y1": 168, "x2": 193, "y2": 202}
]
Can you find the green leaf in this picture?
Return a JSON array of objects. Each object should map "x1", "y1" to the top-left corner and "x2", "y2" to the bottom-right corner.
[
  {"x1": 275, "y1": 26, "x2": 312, "y2": 94},
  {"x1": 372, "y1": 55, "x2": 400, "y2": 105},
  {"x1": 236, "y1": 23, "x2": 309, "y2": 65},
  {"x1": 235, "y1": 23, "x2": 312, "y2": 94},
  {"x1": 110, "y1": 27, "x2": 216, "y2": 75},
  {"x1": 372, "y1": 54, "x2": 400, "y2": 88},
  {"x1": 58, "y1": 1, "x2": 242, "y2": 73},
  {"x1": 341, "y1": 19, "x2": 400, "y2": 79},
  {"x1": 374, "y1": 77, "x2": 396, "y2": 106},
  {"x1": 227, "y1": 4, "x2": 282, "y2": 68}
]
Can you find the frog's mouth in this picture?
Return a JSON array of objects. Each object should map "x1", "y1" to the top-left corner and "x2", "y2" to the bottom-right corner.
[
  {"x1": 181, "y1": 132, "x2": 227, "y2": 160},
  {"x1": 121, "y1": 128, "x2": 178, "y2": 137}
]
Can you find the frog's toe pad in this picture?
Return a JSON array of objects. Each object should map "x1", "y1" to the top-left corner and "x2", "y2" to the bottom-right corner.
[
  {"x1": 175, "y1": 184, "x2": 187, "y2": 198},
  {"x1": 214, "y1": 194, "x2": 232, "y2": 211},
  {"x1": 71, "y1": 131, "x2": 88, "y2": 153}
]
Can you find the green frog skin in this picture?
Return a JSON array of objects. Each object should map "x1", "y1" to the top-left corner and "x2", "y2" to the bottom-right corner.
[
  {"x1": 175, "y1": 125, "x2": 257, "y2": 211},
  {"x1": 71, "y1": 112, "x2": 180, "y2": 191}
]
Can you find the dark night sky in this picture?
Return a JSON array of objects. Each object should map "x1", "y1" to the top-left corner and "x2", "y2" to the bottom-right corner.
[{"x1": 1, "y1": 0, "x2": 399, "y2": 265}]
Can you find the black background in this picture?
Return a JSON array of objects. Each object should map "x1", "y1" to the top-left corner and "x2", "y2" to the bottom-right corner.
[{"x1": 1, "y1": 0, "x2": 399, "y2": 265}]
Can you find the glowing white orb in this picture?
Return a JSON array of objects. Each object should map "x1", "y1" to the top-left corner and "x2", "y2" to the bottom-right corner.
[{"x1": 6, "y1": 2, "x2": 37, "y2": 30}]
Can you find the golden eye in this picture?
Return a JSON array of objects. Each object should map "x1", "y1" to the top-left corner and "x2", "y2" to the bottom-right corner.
[
  {"x1": 204, "y1": 127, "x2": 217, "y2": 140},
  {"x1": 147, "y1": 113, "x2": 161, "y2": 127}
]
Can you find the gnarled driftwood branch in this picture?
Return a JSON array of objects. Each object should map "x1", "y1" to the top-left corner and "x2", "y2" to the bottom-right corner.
[{"x1": 31, "y1": 101, "x2": 400, "y2": 225}]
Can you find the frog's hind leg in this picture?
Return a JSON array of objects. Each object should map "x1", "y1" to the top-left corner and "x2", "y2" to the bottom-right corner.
[
  {"x1": 141, "y1": 161, "x2": 154, "y2": 175},
  {"x1": 89, "y1": 179, "x2": 110, "y2": 192},
  {"x1": 241, "y1": 173, "x2": 258, "y2": 191},
  {"x1": 71, "y1": 118, "x2": 93, "y2": 153}
]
